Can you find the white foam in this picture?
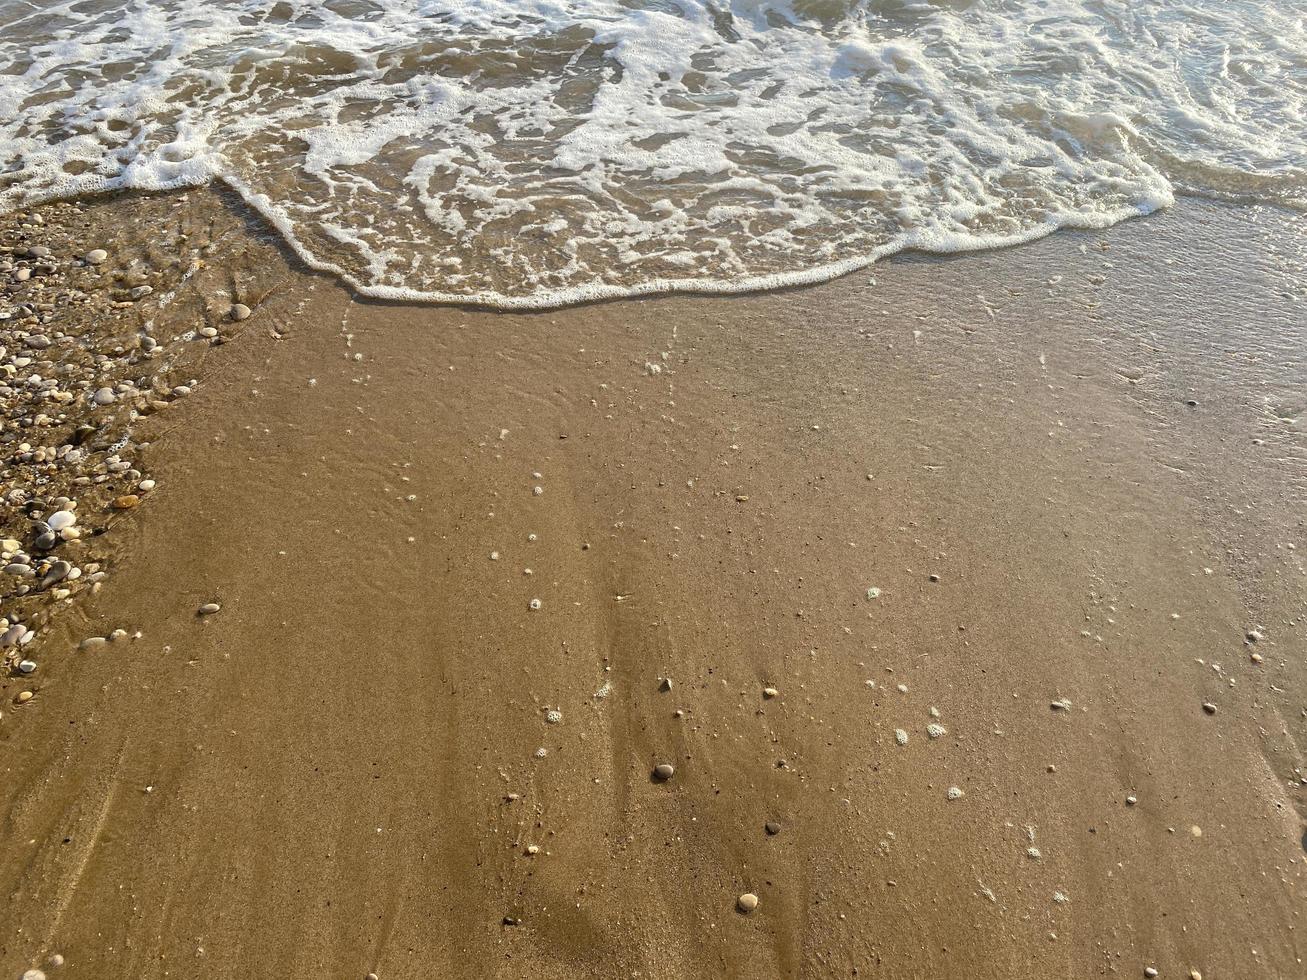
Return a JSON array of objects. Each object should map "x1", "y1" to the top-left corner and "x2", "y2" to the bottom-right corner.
[{"x1": 1, "y1": 0, "x2": 1302, "y2": 308}]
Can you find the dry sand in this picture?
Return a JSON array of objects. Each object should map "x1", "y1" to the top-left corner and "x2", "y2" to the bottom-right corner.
[{"x1": 1, "y1": 190, "x2": 1305, "y2": 979}]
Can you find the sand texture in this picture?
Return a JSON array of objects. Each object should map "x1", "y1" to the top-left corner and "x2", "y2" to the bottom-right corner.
[{"x1": 1, "y1": 191, "x2": 1305, "y2": 979}]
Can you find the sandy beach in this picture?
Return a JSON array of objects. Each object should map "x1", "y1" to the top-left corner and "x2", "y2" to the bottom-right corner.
[{"x1": 1, "y1": 188, "x2": 1305, "y2": 978}]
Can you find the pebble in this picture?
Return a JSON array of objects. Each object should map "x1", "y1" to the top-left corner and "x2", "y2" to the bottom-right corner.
[
  {"x1": 84, "y1": 248, "x2": 108, "y2": 264},
  {"x1": 16, "y1": 691, "x2": 33, "y2": 704},
  {"x1": 231, "y1": 303, "x2": 251, "y2": 321},
  {"x1": 17, "y1": 660, "x2": 36, "y2": 674},
  {"x1": 80, "y1": 636, "x2": 107, "y2": 650},
  {"x1": 947, "y1": 786, "x2": 964, "y2": 800},
  {"x1": 653, "y1": 763, "x2": 675, "y2": 781},
  {"x1": 1126, "y1": 795, "x2": 1138, "y2": 806},
  {"x1": 198, "y1": 326, "x2": 218, "y2": 339},
  {"x1": 366, "y1": 974, "x2": 379, "y2": 980},
  {"x1": 894, "y1": 729, "x2": 908, "y2": 746},
  {"x1": 926, "y1": 723, "x2": 947, "y2": 739},
  {"x1": 1246, "y1": 629, "x2": 1262, "y2": 643},
  {"x1": 1144, "y1": 969, "x2": 1158, "y2": 978},
  {"x1": 764, "y1": 821, "x2": 781, "y2": 836},
  {"x1": 138, "y1": 479, "x2": 156, "y2": 492},
  {"x1": 21, "y1": 970, "x2": 46, "y2": 980},
  {"x1": 1201, "y1": 702, "x2": 1217, "y2": 715},
  {"x1": 198, "y1": 602, "x2": 221, "y2": 615},
  {"x1": 47, "y1": 510, "x2": 76, "y2": 531},
  {"x1": 762, "y1": 686, "x2": 778, "y2": 699},
  {"x1": 129, "y1": 285, "x2": 153, "y2": 300},
  {"x1": 92, "y1": 387, "x2": 116, "y2": 406},
  {"x1": 41, "y1": 560, "x2": 71, "y2": 586},
  {"x1": 528, "y1": 598, "x2": 541, "y2": 610},
  {"x1": 111, "y1": 495, "x2": 140, "y2": 510},
  {"x1": 1051, "y1": 698, "x2": 1072, "y2": 711},
  {"x1": 34, "y1": 531, "x2": 58, "y2": 550},
  {"x1": 658, "y1": 677, "x2": 672, "y2": 693},
  {"x1": 737, "y1": 893, "x2": 759, "y2": 913},
  {"x1": 544, "y1": 709, "x2": 562, "y2": 724}
]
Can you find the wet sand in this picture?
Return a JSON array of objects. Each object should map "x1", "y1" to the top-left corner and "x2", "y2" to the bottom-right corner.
[{"x1": 2, "y1": 191, "x2": 1305, "y2": 979}]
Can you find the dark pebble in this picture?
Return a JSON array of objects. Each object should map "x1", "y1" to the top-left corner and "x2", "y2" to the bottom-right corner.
[{"x1": 765, "y1": 821, "x2": 782, "y2": 836}]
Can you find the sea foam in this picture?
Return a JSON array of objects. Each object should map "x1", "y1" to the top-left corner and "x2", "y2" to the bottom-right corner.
[{"x1": 0, "y1": 0, "x2": 1302, "y2": 308}]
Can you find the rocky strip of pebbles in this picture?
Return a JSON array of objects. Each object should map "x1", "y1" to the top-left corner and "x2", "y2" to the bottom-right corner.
[{"x1": 1, "y1": 190, "x2": 289, "y2": 712}]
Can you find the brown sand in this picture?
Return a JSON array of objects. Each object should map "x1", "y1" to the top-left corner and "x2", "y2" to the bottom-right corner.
[{"x1": 2, "y1": 191, "x2": 1305, "y2": 979}]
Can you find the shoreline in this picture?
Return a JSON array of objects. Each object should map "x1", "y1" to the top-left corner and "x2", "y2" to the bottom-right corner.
[{"x1": 1, "y1": 188, "x2": 1304, "y2": 979}]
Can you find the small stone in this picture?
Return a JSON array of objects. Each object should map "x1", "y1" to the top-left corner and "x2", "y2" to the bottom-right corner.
[
  {"x1": 17, "y1": 660, "x2": 36, "y2": 674},
  {"x1": 16, "y1": 691, "x2": 33, "y2": 704},
  {"x1": 22, "y1": 970, "x2": 47, "y2": 980},
  {"x1": 84, "y1": 248, "x2": 108, "y2": 264},
  {"x1": 129, "y1": 285, "x2": 153, "y2": 300},
  {"x1": 80, "y1": 636, "x2": 107, "y2": 650},
  {"x1": 652, "y1": 763, "x2": 675, "y2": 781},
  {"x1": 526, "y1": 844, "x2": 540, "y2": 855},
  {"x1": 928, "y1": 573, "x2": 939, "y2": 583},
  {"x1": 865, "y1": 586, "x2": 881, "y2": 600},
  {"x1": 1250, "y1": 652, "x2": 1263, "y2": 664},
  {"x1": 762, "y1": 686, "x2": 778, "y2": 699},
  {"x1": 737, "y1": 893, "x2": 759, "y2": 913},
  {"x1": 1126, "y1": 795, "x2": 1138, "y2": 806},
  {"x1": 198, "y1": 326, "x2": 218, "y2": 339},
  {"x1": 1201, "y1": 702, "x2": 1217, "y2": 715},
  {"x1": 198, "y1": 602, "x2": 221, "y2": 615},
  {"x1": 231, "y1": 303, "x2": 251, "y2": 321},
  {"x1": 658, "y1": 677, "x2": 672, "y2": 693},
  {"x1": 47, "y1": 510, "x2": 76, "y2": 531},
  {"x1": 926, "y1": 723, "x2": 947, "y2": 739},
  {"x1": 46, "y1": 955, "x2": 64, "y2": 968},
  {"x1": 1051, "y1": 698, "x2": 1072, "y2": 711},
  {"x1": 138, "y1": 480, "x2": 156, "y2": 492},
  {"x1": 41, "y1": 560, "x2": 71, "y2": 587},
  {"x1": 764, "y1": 821, "x2": 781, "y2": 836},
  {"x1": 1189, "y1": 971, "x2": 1202, "y2": 980},
  {"x1": 544, "y1": 709, "x2": 562, "y2": 724},
  {"x1": 92, "y1": 387, "x2": 116, "y2": 406},
  {"x1": 528, "y1": 598, "x2": 541, "y2": 610},
  {"x1": 34, "y1": 531, "x2": 58, "y2": 551},
  {"x1": 947, "y1": 786, "x2": 964, "y2": 800},
  {"x1": 894, "y1": 729, "x2": 908, "y2": 746},
  {"x1": 1246, "y1": 629, "x2": 1262, "y2": 643},
  {"x1": 1144, "y1": 969, "x2": 1158, "y2": 979},
  {"x1": 112, "y1": 495, "x2": 140, "y2": 510},
  {"x1": 366, "y1": 974, "x2": 379, "y2": 980}
]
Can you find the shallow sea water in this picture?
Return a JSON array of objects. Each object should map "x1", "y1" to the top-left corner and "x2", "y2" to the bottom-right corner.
[{"x1": 1, "y1": 0, "x2": 1303, "y2": 306}]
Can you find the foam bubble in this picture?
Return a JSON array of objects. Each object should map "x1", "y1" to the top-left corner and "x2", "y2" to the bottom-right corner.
[{"x1": 1, "y1": 0, "x2": 1302, "y2": 307}]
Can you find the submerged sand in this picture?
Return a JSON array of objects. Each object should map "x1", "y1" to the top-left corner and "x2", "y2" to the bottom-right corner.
[{"x1": 1, "y1": 190, "x2": 1305, "y2": 979}]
